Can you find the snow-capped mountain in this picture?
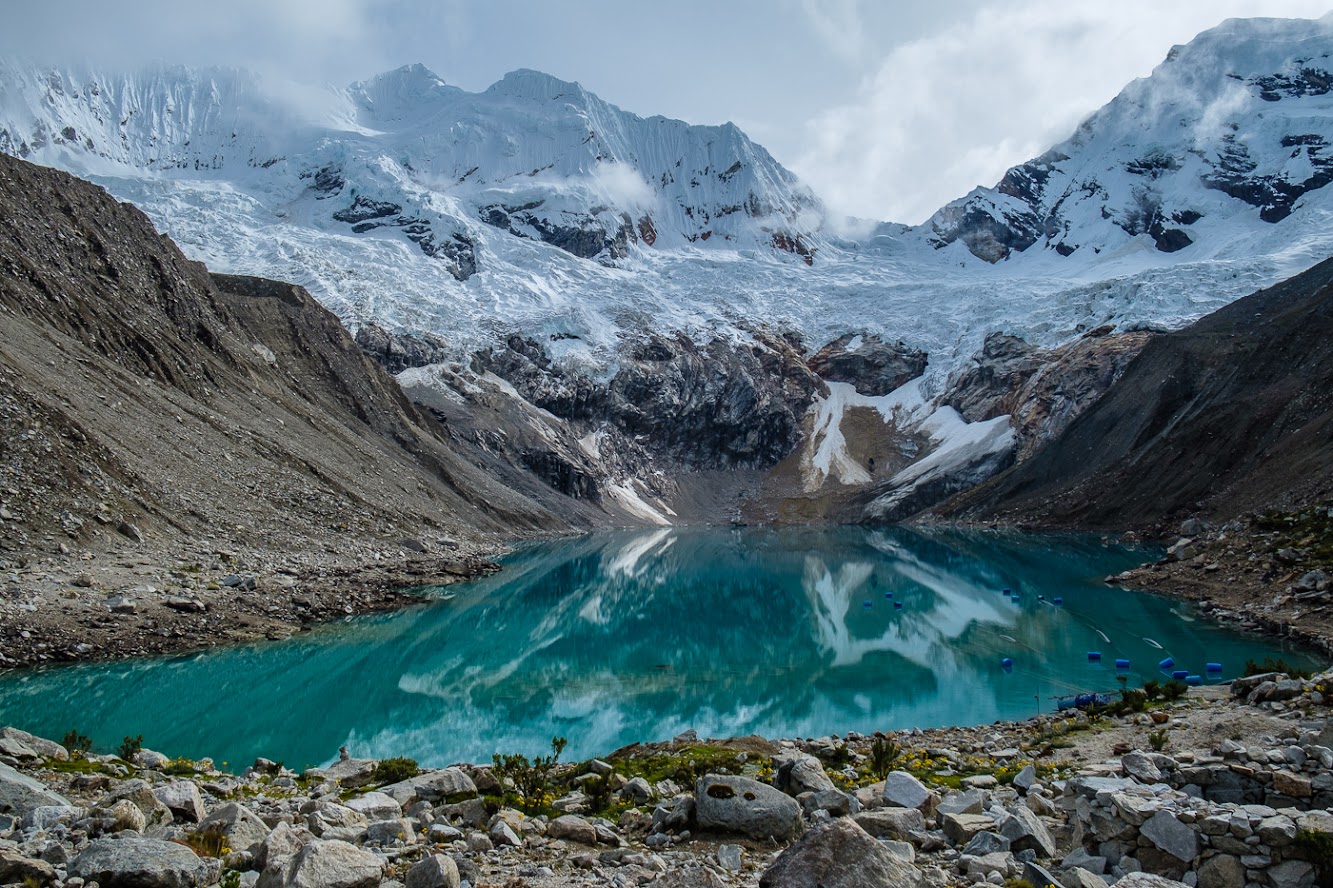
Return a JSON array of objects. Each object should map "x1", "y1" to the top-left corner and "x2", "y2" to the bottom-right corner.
[
  {"x1": 2, "y1": 15, "x2": 1333, "y2": 376},
  {"x1": 920, "y1": 15, "x2": 1333, "y2": 267}
]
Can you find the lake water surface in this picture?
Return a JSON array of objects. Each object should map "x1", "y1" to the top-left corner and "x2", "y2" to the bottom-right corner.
[{"x1": 0, "y1": 526, "x2": 1317, "y2": 769}]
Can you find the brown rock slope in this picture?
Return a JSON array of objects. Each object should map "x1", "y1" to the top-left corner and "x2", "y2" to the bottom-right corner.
[
  {"x1": 0, "y1": 152, "x2": 590, "y2": 571},
  {"x1": 939, "y1": 256, "x2": 1333, "y2": 529}
]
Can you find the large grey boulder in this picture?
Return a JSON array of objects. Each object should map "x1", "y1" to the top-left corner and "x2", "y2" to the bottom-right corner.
[
  {"x1": 0, "y1": 847, "x2": 57, "y2": 886},
  {"x1": 998, "y1": 805, "x2": 1056, "y2": 857},
  {"x1": 1140, "y1": 810, "x2": 1199, "y2": 863},
  {"x1": 1197, "y1": 853, "x2": 1245, "y2": 888},
  {"x1": 759, "y1": 818, "x2": 924, "y2": 888},
  {"x1": 405, "y1": 854, "x2": 460, "y2": 888},
  {"x1": 547, "y1": 814, "x2": 598, "y2": 845},
  {"x1": 853, "y1": 807, "x2": 925, "y2": 839},
  {"x1": 380, "y1": 767, "x2": 477, "y2": 806},
  {"x1": 937, "y1": 788, "x2": 988, "y2": 816},
  {"x1": 154, "y1": 780, "x2": 207, "y2": 824},
  {"x1": 0, "y1": 727, "x2": 68, "y2": 760},
  {"x1": 0, "y1": 761, "x2": 71, "y2": 818},
  {"x1": 197, "y1": 801, "x2": 272, "y2": 855},
  {"x1": 70, "y1": 836, "x2": 211, "y2": 888},
  {"x1": 695, "y1": 774, "x2": 803, "y2": 842},
  {"x1": 259, "y1": 839, "x2": 383, "y2": 888},
  {"x1": 303, "y1": 799, "x2": 369, "y2": 840},
  {"x1": 942, "y1": 812, "x2": 996, "y2": 846},
  {"x1": 883, "y1": 771, "x2": 937, "y2": 813},
  {"x1": 100, "y1": 779, "x2": 173, "y2": 830},
  {"x1": 1115, "y1": 875, "x2": 1192, "y2": 888},
  {"x1": 1121, "y1": 752, "x2": 1163, "y2": 784},
  {"x1": 342, "y1": 791, "x2": 402, "y2": 822}
]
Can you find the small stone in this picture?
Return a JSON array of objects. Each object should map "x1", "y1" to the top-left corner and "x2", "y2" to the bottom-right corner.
[
  {"x1": 717, "y1": 844, "x2": 742, "y2": 871},
  {"x1": 405, "y1": 854, "x2": 460, "y2": 888}
]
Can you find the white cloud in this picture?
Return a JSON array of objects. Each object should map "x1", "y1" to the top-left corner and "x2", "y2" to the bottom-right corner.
[
  {"x1": 589, "y1": 163, "x2": 656, "y2": 208},
  {"x1": 793, "y1": 0, "x2": 1333, "y2": 225},
  {"x1": 800, "y1": 0, "x2": 868, "y2": 63}
]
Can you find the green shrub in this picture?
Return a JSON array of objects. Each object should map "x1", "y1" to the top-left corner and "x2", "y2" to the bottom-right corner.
[
  {"x1": 1294, "y1": 828, "x2": 1333, "y2": 888},
  {"x1": 1148, "y1": 728, "x2": 1169, "y2": 751},
  {"x1": 117, "y1": 735, "x2": 143, "y2": 761},
  {"x1": 1142, "y1": 680, "x2": 1162, "y2": 702},
  {"x1": 869, "y1": 736, "x2": 901, "y2": 780},
  {"x1": 1162, "y1": 679, "x2": 1189, "y2": 701},
  {"x1": 371, "y1": 757, "x2": 419, "y2": 785},
  {"x1": 1244, "y1": 657, "x2": 1313, "y2": 680},
  {"x1": 62, "y1": 729, "x2": 92, "y2": 757},
  {"x1": 492, "y1": 737, "x2": 567, "y2": 813}
]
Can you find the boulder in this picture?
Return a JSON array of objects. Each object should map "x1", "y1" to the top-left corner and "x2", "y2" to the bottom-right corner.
[
  {"x1": 695, "y1": 774, "x2": 803, "y2": 842},
  {"x1": 259, "y1": 839, "x2": 383, "y2": 888},
  {"x1": 70, "y1": 836, "x2": 211, "y2": 888},
  {"x1": 1121, "y1": 752, "x2": 1163, "y2": 784},
  {"x1": 405, "y1": 854, "x2": 460, "y2": 888},
  {"x1": 621, "y1": 776, "x2": 653, "y2": 804},
  {"x1": 256, "y1": 821, "x2": 308, "y2": 874},
  {"x1": 775, "y1": 754, "x2": 836, "y2": 795},
  {"x1": 104, "y1": 798, "x2": 147, "y2": 833},
  {"x1": 1197, "y1": 853, "x2": 1245, "y2": 888},
  {"x1": 937, "y1": 788, "x2": 988, "y2": 816},
  {"x1": 1139, "y1": 810, "x2": 1199, "y2": 864},
  {"x1": 962, "y1": 831, "x2": 1011, "y2": 856},
  {"x1": 760, "y1": 818, "x2": 924, "y2": 888},
  {"x1": 198, "y1": 801, "x2": 272, "y2": 854},
  {"x1": 304, "y1": 800, "x2": 369, "y2": 839},
  {"x1": 0, "y1": 847, "x2": 57, "y2": 886},
  {"x1": 1013, "y1": 764, "x2": 1037, "y2": 793},
  {"x1": 341, "y1": 791, "x2": 402, "y2": 822},
  {"x1": 0, "y1": 727, "x2": 68, "y2": 761},
  {"x1": 100, "y1": 779, "x2": 173, "y2": 829},
  {"x1": 654, "y1": 866, "x2": 728, "y2": 888},
  {"x1": 0, "y1": 761, "x2": 71, "y2": 818},
  {"x1": 1063, "y1": 868, "x2": 1110, "y2": 888},
  {"x1": 154, "y1": 780, "x2": 207, "y2": 824},
  {"x1": 998, "y1": 806, "x2": 1056, "y2": 857},
  {"x1": 943, "y1": 812, "x2": 996, "y2": 846},
  {"x1": 808, "y1": 334, "x2": 928, "y2": 396},
  {"x1": 380, "y1": 768, "x2": 477, "y2": 806},
  {"x1": 854, "y1": 806, "x2": 925, "y2": 839},
  {"x1": 883, "y1": 771, "x2": 937, "y2": 813},
  {"x1": 488, "y1": 818, "x2": 521, "y2": 848},
  {"x1": 547, "y1": 814, "x2": 599, "y2": 845},
  {"x1": 1115, "y1": 875, "x2": 1192, "y2": 888}
]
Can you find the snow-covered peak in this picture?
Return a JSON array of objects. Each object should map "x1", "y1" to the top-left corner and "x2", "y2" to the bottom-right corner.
[
  {"x1": 486, "y1": 68, "x2": 591, "y2": 103},
  {"x1": 918, "y1": 13, "x2": 1333, "y2": 266},
  {"x1": 347, "y1": 63, "x2": 459, "y2": 123}
]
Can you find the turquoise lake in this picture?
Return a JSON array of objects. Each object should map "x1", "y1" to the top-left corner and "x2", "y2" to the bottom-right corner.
[{"x1": 0, "y1": 526, "x2": 1319, "y2": 770}]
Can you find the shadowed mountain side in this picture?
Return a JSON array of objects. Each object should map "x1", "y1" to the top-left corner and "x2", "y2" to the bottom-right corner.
[
  {"x1": 0, "y1": 152, "x2": 593, "y2": 564},
  {"x1": 936, "y1": 256, "x2": 1333, "y2": 530}
]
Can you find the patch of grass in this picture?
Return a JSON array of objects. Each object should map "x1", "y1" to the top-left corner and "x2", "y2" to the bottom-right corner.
[
  {"x1": 181, "y1": 830, "x2": 231, "y2": 859},
  {"x1": 1295, "y1": 828, "x2": 1333, "y2": 888},
  {"x1": 163, "y1": 756, "x2": 201, "y2": 776},
  {"x1": 607, "y1": 744, "x2": 753, "y2": 786},
  {"x1": 42, "y1": 756, "x2": 121, "y2": 776}
]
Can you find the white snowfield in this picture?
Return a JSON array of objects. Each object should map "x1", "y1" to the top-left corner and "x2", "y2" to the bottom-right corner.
[{"x1": 2, "y1": 15, "x2": 1332, "y2": 514}]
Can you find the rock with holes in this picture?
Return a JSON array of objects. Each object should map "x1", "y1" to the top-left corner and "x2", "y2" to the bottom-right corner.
[{"x1": 695, "y1": 774, "x2": 804, "y2": 842}]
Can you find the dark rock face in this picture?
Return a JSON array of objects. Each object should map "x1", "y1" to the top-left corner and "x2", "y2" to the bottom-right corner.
[
  {"x1": 330, "y1": 196, "x2": 477, "y2": 280},
  {"x1": 354, "y1": 323, "x2": 451, "y2": 374},
  {"x1": 481, "y1": 202, "x2": 636, "y2": 261},
  {"x1": 942, "y1": 327, "x2": 1153, "y2": 460},
  {"x1": 474, "y1": 332, "x2": 824, "y2": 471},
  {"x1": 941, "y1": 256, "x2": 1333, "y2": 528},
  {"x1": 808, "y1": 334, "x2": 927, "y2": 396},
  {"x1": 1203, "y1": 132, "x2": 1333, "y2": 223}
]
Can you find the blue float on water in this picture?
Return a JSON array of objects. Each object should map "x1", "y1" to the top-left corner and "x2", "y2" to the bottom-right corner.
[
  {"x1": 885, "y1": 592, "x2": 893, "y2": 598},
  {"x1": 1206, "y1": 662, "x2": 1223, "y2": 673},
  {"x1": 1172, "y1": 670, "x2": 1189, "y2": 680},
  {"x1": 1088, "y1": 652, "x2": 1102, "y2": 661},
  {"x1": 863, "y1": 600, "x2": 872, "y2": 608},
  {"x1": 1002, "y1": 589, "x2": 1011, "y2": 595},
  {"x1": 1115, "y1": 659, "x2": 1131, "y2": 669},
  {"x1": 1001, "y1": 657, "x2": 1013, "y2": 668},
  {"x1": 1053, "y1": 597, "x2": 1064, "y2": 606},
  {"x1": 893, "y1": 602, "x2": 903, "y2": 610},
  {"x1": 1186, "y1": 675, "x2": 1203, "y2": 686},
  {"x1": 1159, "y1": 657, "x2": 1175, "y2": 670}
]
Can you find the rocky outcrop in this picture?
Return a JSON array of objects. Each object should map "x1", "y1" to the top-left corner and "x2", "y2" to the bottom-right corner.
[
  {"x1": 0, "y1": 151, "x2": 573, "y2": 580},
  {"x1": 354, "y1": 324, "x2": 451, "y2": 374},
  {"x1": 942, "y1": 326, "x2": 1153, "y2": 460},
  {"x1": 759, "y1": 818, "x2": 923, "y2": 887},
  {"x1": 808, "y1": 334, "x2": 927, "y2": 396},
  {"x1": 939, "y1": 256, "x2": 1333, "y2": 528},
  {"x1": 472, "y1": 331, "x2": 824, "y2": 471}
]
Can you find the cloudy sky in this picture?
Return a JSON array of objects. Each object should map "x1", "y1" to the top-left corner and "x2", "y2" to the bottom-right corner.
[{"x1": 4, "y1": 0, "x2": 1330, "y2": 223}]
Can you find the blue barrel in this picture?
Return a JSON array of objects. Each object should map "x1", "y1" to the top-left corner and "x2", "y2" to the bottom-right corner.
[
  {"x1": 1186, "y1": 675, "x2": 1203, "y2": 686},
  {"x1": 863, "y1": 600, "x2": 872, "y2": 607},
  {"x1": 1038, "y1": 595, "x2": 1045, "y2": 601},
  {"x1": 1115, "y1": 659, "x2": 1131, "y2": 669},
  {"x1": 1206, "y1": 662, "x2": 1223, "y2": 673},
  {"x1": 1159, "y1": 657, "x2": 1175, "y2": 670},
  {"x1": 1002, "y1": 588, "x2": 1011, "y2": 595},
  {"x1": 1053, "y1": 597, "x2": 1064, "y2": 606},
  {"x1": 1088, "y1": 651, "x2": 1102, "y2": 661},
  {"x1": 885, "y1": 591, "x2": 893, "y2": 598},
  {"x1": 1172, "y1": 670, "x2": 1189, "y2": 680},
  {"x1": 1010, "y1": 595, "x2": 1020, "y2": 602},
  {"x1": 1001, "y1": 657, "x2": 1013, "y2": 668},
  {"x1": 893, "y1": 602, "x2": 903, "y2": 610}
]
